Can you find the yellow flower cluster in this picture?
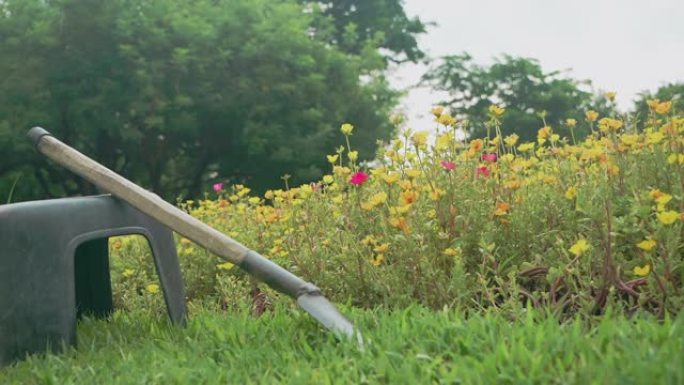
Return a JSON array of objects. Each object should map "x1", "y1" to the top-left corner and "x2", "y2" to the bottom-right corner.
[{"x1": 161, "y1": 99, "x2": 682, "y2": 317}]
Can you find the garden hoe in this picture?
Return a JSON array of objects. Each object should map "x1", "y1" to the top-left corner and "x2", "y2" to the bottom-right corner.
[{"x1": 27, "y1": 127, "x2": 360, "y2": 344}]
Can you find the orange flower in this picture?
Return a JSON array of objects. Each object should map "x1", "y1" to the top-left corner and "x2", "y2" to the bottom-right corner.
[
  {"x1": 389, "y1": 217, "x2": 410, "y2": 234},
  {"x1": 469, "y1": 139, "x2": 484, "y2": 152},
  {"x1": 399, "y1": 190, "x2": 420, "y2": 206},
  {"x1": 493, "y1": 202, "x2": 511, "y2": 216}
]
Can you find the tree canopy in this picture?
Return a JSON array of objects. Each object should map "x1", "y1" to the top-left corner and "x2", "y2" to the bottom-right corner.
[
  {"x1": 422, "y1": 53, "x2": 598, "y2": 141},
  {"x1": 0, "y1": 0, "x2": 399, "y2": 201},
  {"x1": 300, "y1": 0, "x2": 427, "y2": 63},
  {"x1": 633, "y1": 82, "x2": 684, "y2": 129}
]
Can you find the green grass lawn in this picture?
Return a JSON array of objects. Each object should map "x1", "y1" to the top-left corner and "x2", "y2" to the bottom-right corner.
[{"x1": 1, "y1": 306, "x2": 682, "y2": 384}]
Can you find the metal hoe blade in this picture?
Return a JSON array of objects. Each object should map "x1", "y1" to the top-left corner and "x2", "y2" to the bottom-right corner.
[{"x1": 297, "y1": 294, "x2": 353, "y2": 336}]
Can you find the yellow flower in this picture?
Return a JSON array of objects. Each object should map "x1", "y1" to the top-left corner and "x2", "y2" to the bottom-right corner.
[
  {"x1": 393, "y1": 204, "x2": 411, "y2": 214},
  {"x1": 504, "y1": 134, "x2": 519, "y2": 147},
  {"x1": 435, "y1": 132, "x2": 454, "y2": 151},
  {"x1": 537, "y1": 126, "x2": 552, "y2": 140},
  {"x1": 322, "y1": 175, "x2": 334, "y2": 184},
  {"x1": 431, "y1": 106, "x2": 444, "y2": 117},
  {"x1": 564, "y1": 186, "x2": 577, "y2": 200},
  {"x1": 363, "y1": 192, "x2": 388, "y2": 210},
  {"x1": 333, "y1": 166, "x2": 351, "y2": 176},
  {"x1": 370, "y1": 168, "x2": 387, "y2": 179},
  {"x1": 237, "y1": 186, "x2": 251, "y2": 197},
  {"x1": 327, "y1": 154, "x2": 339, "y2": 164},
  {"x1": 598, "y1": 118, "x2": 623, "y2": 133},
  {"x1": 122, "y1": 269, "x2": 135, "y2": 278},
  {"x1": 361, "y1": 235, "x2": 377, "y2": 246},
  {"x1": 443, "y1": 248, "x2": 460, "y2": 257},
  {"x1": 405, "y1": 168, "x2": 421, "y2": 178},
  {"x1": 488, "y1": 104, "x2": 505, "y2": 118},
  {"x1": 372, "y1": 254, "x2": 385, "y2": 267},
  {"x1": 340, "y1": 123, "x2": 354, "y2": 135},
  {"x1": 428, "y1": 188, "x2": 446, "y2": 201},
  {"x1": 636, "y1": 239, "x2": 656, "y2": 252},
  {"x1": 348, "y1": 151, "x2": 358, "y2": 161},
  {"x1": 398, "y1": 180, "x2": 413, "y2": 190},
  {"x1": 569, "y1": 239, "x2": 590, "y2": 256},
  {"x1": 437, "y1": 113, "x2": 456, "y2": 126},
  {"x1": 504, "y1": 178, "x2": 521, "y2": 190},
  {"x1": 646, "y1": 131, "x2": 664, "y2": 144},
  {"x1": 657, "y1": 210, "x2": 679, "y2": 225},
  {"x1": 585, "y1": 110, "x2": 599, "y2": 122},
  {"x1": 248, "y1": 197, "x2": 261, "y2": 205},
  {"x1": 565, "y1": 118, "x2": 577, "y2": 127},
  {"x1": 360, "y1": 202, "x2": 374, "y2": 211},
  {"x1": 620, "y1": 134, "x2": 639, "y2": 146},
  {"x1": 501, "y1": 153, "x2": 515, "y2": 163},
  {"x1": 411, "y1": 131, "x2": 429, "y2": 148},
  {"x1": 517, "y1": 142, "x2": 535, "y2": 152},
  {"x1": 647, "y1": 99, "x2": 660, "y2": 110},
  {"x1": 146, "y1": 284, "x2": 160, "y2": 294},
  {"x1": 217, "y1": 262, "x2": 234, "y2": 270},
  {"x1": 655, "y1": 193, "x2": 672, "y2": 206},
  {"x1": 382, "y1": 173, "x2": 400, "y2": 185},
  {"x1": 653, "y1": 101, "x2": 672, "y2": 115},
  {"x1": 373, "y1": 243, "x2": 389, "y2": 254},
  {"x1": 633, "y1": 264, "x2": 651, "y2": 277},
  {"x1": 605, "y1": 91, "x2": 616, "y2": 102}
]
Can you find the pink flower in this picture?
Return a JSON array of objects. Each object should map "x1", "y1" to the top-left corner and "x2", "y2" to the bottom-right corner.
[
  {"x1": 349, "y1": 171, "x2": 369, "y2": 186},
  {"x1": 481, "y1": 153, "x2": 498, "y2": 163},
  {"x1": 440, "y1": 160, "x2": 456, "y2": 171},
  {"x1": 476, "y1": 165, "x2": 490, "y2": 178},
  {"x1": 212, "y1": 182, "x2": 224, "y2": 192}
]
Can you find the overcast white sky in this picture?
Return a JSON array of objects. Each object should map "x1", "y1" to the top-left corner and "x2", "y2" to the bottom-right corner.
[{"x1": 390, "y1": 0, "x2": 684, "y2": 130}]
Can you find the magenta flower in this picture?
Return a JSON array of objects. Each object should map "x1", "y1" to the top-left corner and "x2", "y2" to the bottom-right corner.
[
  {"x1": 481, "y1": 153, "x2": 498, "y2": 163},
  {"x1": 440, "y1": 160, "x2": 456, "y2": 171},
  {"x1": 212, "y1": 182, "x2": 224, "y2": 192},
  {"x1": 476, "y1": 165, "x2": 490, "y2": 178},
  {"x1": 349, "y1": 171, "x2": 369, "y2": 186}
]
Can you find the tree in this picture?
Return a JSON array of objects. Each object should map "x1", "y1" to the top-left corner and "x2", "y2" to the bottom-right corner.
[
  {"x1": 300, "y1": 0, "x2": 427, "y2": 63},
  {"x1": 633, "y1": 82, "x2": 684, "y2": 129},
  {"x1": 0, "y1": 0, "x2": 398, "y2": 201},
  {"x1": 422, "y1": 53, "x2": 598, "y2": 141}
]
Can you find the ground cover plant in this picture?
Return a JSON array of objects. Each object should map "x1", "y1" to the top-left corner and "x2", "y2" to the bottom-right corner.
[{"x1": 110, "y1": 99, "x2": 683, "y2": 319}]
